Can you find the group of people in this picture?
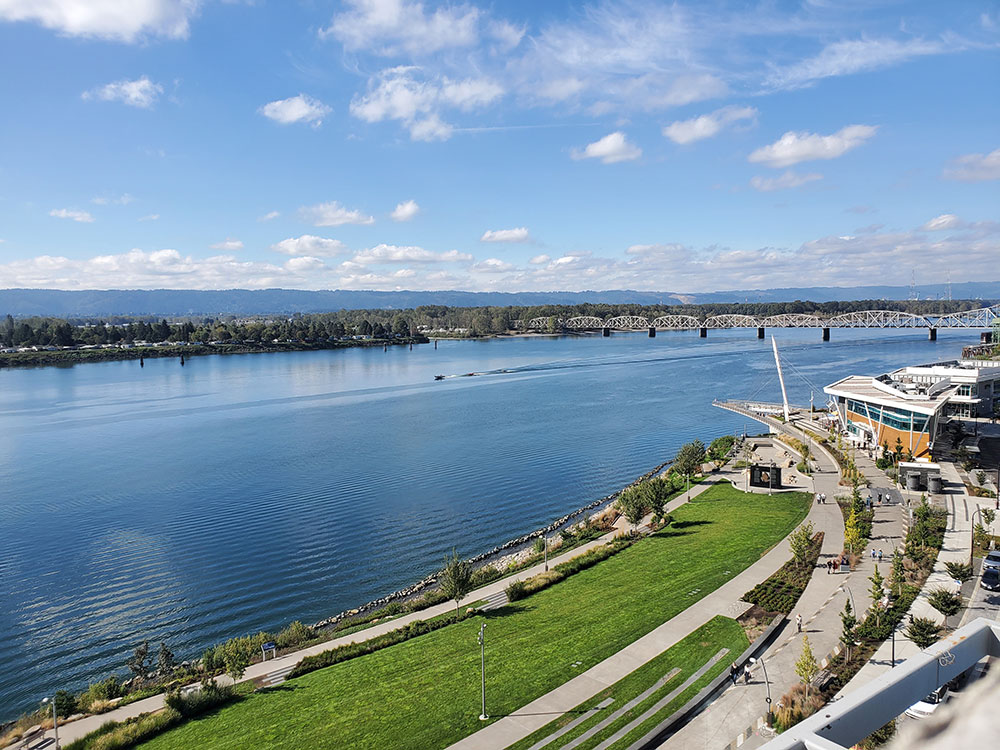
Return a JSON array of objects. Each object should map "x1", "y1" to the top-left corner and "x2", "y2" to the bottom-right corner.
[
  {"x1": 814, "y1": 492, "x2": 827, "y2": 504},
  {"x1": 824, "y1": 553, "x2": 850, "y2": 574},
  {"x1": 730, "y1": 660, "x2": 752, "y2": 685}
]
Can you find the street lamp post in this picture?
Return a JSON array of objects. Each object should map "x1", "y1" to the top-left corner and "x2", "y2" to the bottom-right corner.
[
  {"x1": 42, "y1": 696, "x2": 58, "y2": 748},
  {"x1": 748, "y1": 656, "x2": 772, "y2": 726},
  {"x1": 477, "y1": 623, "x2": 488, "y2": 721},
  {"x1": 543, "y1": 534, "x2": 548, "y2": 572}
]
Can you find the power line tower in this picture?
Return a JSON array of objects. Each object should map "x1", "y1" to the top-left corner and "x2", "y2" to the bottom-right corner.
[
  {"x1": 909, "y1": 270, "x2": 917, "y2": 301},
  {"x1": 947, "y1": 271, "x2": 953, "y2": 302}
]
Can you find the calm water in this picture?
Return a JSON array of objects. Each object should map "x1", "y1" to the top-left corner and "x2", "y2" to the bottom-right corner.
[{"x1": 0, "y1": 329, "x2": 974, "y2": 716}]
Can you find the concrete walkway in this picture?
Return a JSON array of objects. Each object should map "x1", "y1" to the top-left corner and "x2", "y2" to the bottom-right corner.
[
  {"x1": 16, "y1": 482, "x2": 714, "y2": 749},
  {"x1": 449, "y1": 468, "x2": 820, "y2": 750},
  {"x1": 662, "y1": 420, "x2": 908, "y2": 750}
]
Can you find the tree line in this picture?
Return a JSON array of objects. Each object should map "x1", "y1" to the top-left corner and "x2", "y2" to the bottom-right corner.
[{"x1": 3, "y1": 297, "x2": 995, "y2": 348}]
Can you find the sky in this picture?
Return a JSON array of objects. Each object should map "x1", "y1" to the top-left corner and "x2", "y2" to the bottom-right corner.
[{"x1": 0, "y1": 0, "x2": 997, "y2": 294}]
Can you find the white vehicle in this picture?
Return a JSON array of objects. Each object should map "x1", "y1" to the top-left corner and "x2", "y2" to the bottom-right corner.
[
  {"x1": 904, "y1": 686, "x2": 950, "y2": 719},
  {"x1": 982, "y1": 551, "x2": 1000, "y2": 572}
]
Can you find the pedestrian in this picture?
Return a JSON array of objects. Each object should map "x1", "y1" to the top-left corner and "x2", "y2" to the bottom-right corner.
[
  {"x1": 871, "y1": 548, "x2": 876, "y2": 560},
  {"x1": 827, "y1": 559, "x2": 833, "y2": 574},
  {"x1": 833, "y1": 558, "x2": 840, "y2": 573},
  {"x1": 744, "y1": 664, "x2": 752, "y2": 684},
  {"x1": 878, "y1": 549, "x2": 883, "y2": 562},
  {"x1": 842, "y1": 553, "x2": 848, "y2": 567},
  {"x1": 730, "y1": 662, "x2": 739, "y2": 685},
  {"x1": 816, "y1": 494, "x2": 821, "y2": 505},
  {"x1": 796, "y1": 613, "x2": 802, "y2": 633}
]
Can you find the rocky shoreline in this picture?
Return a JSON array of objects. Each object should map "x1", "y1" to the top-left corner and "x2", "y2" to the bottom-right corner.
[{"x1": 312, "y1": 458, "x2": 671, "y2": 631}]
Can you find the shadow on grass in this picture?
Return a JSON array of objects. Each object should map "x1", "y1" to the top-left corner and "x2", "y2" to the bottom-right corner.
[
  {"x1": 670, "y1": 520, "x2": 713, "y2": 531},
  {"x1": 257, "y1": 684, "x2": 302, "y2": 695}
]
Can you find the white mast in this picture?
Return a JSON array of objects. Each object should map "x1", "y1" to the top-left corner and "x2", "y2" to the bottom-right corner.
[{"x1": 772, "y1": 336, "x2": 791, "y2": 423}]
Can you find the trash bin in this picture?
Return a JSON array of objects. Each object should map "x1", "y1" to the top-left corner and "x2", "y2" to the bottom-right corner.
[
  {"x1": 927, "y1": 475, "x2": 943, "y2": 494},
  {"x1": 906, "y1": 472, "x2": 920, "y2": 491}
]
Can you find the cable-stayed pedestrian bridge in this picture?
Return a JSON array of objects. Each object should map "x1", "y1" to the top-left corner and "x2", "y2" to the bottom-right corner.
[{"x1": 514, "y1": 304, "x2": 1000, "y2": 340}]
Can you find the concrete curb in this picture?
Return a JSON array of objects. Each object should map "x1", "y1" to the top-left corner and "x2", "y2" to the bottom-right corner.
[{"x1": 627, "y1": 617, "x2": 788, "y2": 750}]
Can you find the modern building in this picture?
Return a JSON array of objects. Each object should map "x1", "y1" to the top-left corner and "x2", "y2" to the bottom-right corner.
[{"x1": 824, "y1": 359, "x2": 1000, "y2": 458}]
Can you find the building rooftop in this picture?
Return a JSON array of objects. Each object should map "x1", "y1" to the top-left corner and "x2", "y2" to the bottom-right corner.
[{"x1": 824, "y1": 374, "x2": 956, "y2": 416}]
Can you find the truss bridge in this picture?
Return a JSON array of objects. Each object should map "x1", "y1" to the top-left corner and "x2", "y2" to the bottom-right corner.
[{"x1": 515, "y1": 304, "x2": 1000, "y2": 341}]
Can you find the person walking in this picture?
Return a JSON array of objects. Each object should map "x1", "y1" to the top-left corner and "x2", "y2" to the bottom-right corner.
[
  {"x1": 796, "y1": 613, "x2": 803, "y2": 633},
  {"x1": 827, "y1": 559, "x2": 833, "y2": 574},
  {"x1": 743, "y1": 664, "x2": 752, "y2": 684},
  {"x1": 730, "y1": 662, "x2": 739, "y2": 685},
  {"x1": 878, "y1": 549, "x2": 883, "y2": 563},
  {"x1": 833, "y1": 558, "x2": 839, "y2": 573}
]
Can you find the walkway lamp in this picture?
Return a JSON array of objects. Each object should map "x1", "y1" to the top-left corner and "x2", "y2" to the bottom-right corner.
[
  {"x1": 477, "y1": 623, "x2": 488, "y2": 721},
  {"x1": 41, "y1": 696, "x2": 59, "y2": 748},
  {"x1": 543, "y1": 534, "x2": 548, "y2": 571},
  {"x1": 748, "y1": 656, "x2": 772, "y2": 726}
]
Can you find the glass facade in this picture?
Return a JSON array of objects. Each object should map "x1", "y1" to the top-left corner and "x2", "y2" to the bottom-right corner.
[{"x1": 846, "y1": 399, "x2": 928, "y2": 432}]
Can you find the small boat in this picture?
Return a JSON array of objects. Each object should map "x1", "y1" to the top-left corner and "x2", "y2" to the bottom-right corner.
[
  {"x1": 461, "y1": 372, "x2": 477, "y2": 377},
  {"x1": 434, "y1": 374, "x2": 445, "y2": 380}
]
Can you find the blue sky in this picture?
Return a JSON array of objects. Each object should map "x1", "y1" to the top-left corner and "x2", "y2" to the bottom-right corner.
[{"x1": 0, "y1": 0, "x2": 997, "y2": 293}]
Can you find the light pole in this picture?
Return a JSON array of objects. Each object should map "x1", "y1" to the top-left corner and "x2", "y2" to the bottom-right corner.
[
  {"x1": 42, "y1": 696, "x2": 59, "y2": 748},
  {"x1": 543, "y1": 534, "x2": 548, "y2": 572},
  {"x1": 477, "y1": 623, "x2": 487, "y2": 721},
  {"x1": 748, "y1": 656, "x2": 772, "y2": 726}
]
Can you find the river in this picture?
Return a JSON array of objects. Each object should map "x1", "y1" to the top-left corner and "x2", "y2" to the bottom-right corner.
[{"x1": 0, "y1": 328, "x2": 975, "y2": 717}]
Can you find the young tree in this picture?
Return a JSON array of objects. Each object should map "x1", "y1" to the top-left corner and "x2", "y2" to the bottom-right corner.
[
  {"x1": 944, "y1": 561, "x2": 973, "y2": 584},
  {"x1": 616, "y1": 484, "x2": 649, "y2": 532},
  {"x1": 674, "y1": 440, "x2": 706, "y2": 481},
  {"x1": 867, "y1": 565, "x2": 886, "y2": 627},
  {"x1": 440, "y1": 549, "x2": 474, "y2": 616},
  {"x1": 839, "y1": 598, "x2": 857, "y2": 662},
  {"x1": 218, "y1": 641, "x2": 249, "y2": 681},
  {"x1": 795, "y1": 635, "x2": 819, "y2": 693},
  {"x1": 983, "y1": 508, "x2": 997, "y2": 536},
  {"x1": 927, "y1": 588, "x2": 962, "y2": 623},
  {"x1": 907, "y1": 616, "x2": 942, "y2": 649},
  {"x1": 126, "y1": 641, "x2": 151, "y2": 684},
  {"x1": 844, "y1": 507, "x2": 864, "y2": 556},
  {"x1": 789, "y1": 521, "x2": 815, "y2": 569},
  {"x1": 157, "y1": 642, "x2": 176, "y2": 676},
  {"x1": 890, "y1": 552, "x2": 907, "y2": 596}
]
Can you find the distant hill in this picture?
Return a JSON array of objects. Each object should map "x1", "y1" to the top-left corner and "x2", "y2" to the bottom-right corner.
[{"x1": 1, "y1": 282, "x2": 998, "y2": 317}]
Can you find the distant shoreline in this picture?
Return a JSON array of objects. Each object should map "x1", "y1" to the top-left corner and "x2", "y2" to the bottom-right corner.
[{"x1": 0, "y1": 336, "x2": 430, "y2": 369}]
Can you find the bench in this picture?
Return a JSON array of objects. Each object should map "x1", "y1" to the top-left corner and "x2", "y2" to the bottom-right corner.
[{"x1": 810, "y1": 669, "x2": 834, "y2": 691}]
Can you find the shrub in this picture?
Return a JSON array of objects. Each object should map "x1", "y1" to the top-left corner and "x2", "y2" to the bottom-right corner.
[
  {"x1": 907, "y1": 617, "x2": 942, "y2": 649},
  {"x1": 275, "y1": 621, "x2": 314, "y2": 649},
  {"x1": 505, "y1": 579, "x2": 527, "y2": 602},
  {"x1": 163, "y1": 682, "x2": 235, "y2": 718},
  {"x1": 64, "y1": 708, "x2": 183, "y2": 750},
  {"x1": 773, "y1": 683, "x2": 824, "y2": 732},
  {"x1": 927, "y1": 588, "x2": 962, "y2": 619},
  {"x1": 470, "y1": 565, "x2": 501, "y2": 588},
  {"x1": 944, "y1": 561, "x2": 973, "y2": 583}
]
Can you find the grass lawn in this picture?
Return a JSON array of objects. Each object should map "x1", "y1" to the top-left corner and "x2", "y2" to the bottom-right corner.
[
  {"x1": 138, "y1": 484, "x2": 809, "y2": 750},
  {"x1": 507, "y1": 615, "x2": 749, "y2": 750}
]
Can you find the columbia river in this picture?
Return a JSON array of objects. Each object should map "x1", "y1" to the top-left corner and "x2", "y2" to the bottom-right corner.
[{"x1": 0, "y1": 329, "x2": 974, "y2": 716}]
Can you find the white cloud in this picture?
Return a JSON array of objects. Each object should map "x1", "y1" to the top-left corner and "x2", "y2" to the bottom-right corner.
[
  {"x1": 138, "y1": 213, "x2": 159, "y2": 222},
  {"x1": 480, "y1": 227, "x2": 530, "y2": 243},
  {"x1": 748, "y1": 125, "x2": 877, "y2": 168},
  {"x1": 663, "y1": 105, "x2": 756, "y2": 145},
  {"x1": 259, "y1": 94, "x2": 331, "y2": 127},
  {"x1": 943, "y1": 148, "x2": 1000, "y2": 182},
  {"x1": 471, "y1": 258, "x2": 515, "y2": 273},
  {"x1": 284, "y1": 256, "x2": 328, "y2": 273},
  {"x1": 390, "y1": 199, "x2": 420, "y2": 222},
  {"x1": 571, "y1": 131, "x2": 641, "y2": 164},
  {"x1": 91, "y1": 193, "x2": 134, "y2": 205},
  {"x1": 299, "y1": 201, "x2": 375, "y2": 227},
  {"x1": 271, "y1": 235, "x2": 348, "y2": 257},
  {"x1": 82, "y1": 76, "x2": 163, "y2": 108},
  {"x1": 321, "y1": 0, "x2": 480, "y2": 56},
  {"x1": 529, "y1": 254, "x2": 550, "y2": 265},
  {"x1": 749, "y1": 170, "x2": 823, "y2": 192},
  {"x1": 921, "y1": 214, "x2": 963, "y2": 231},
  {"x1": 0, "y1": 0, "x2": 199, "y2": 42},
  {"x1": 50, "y1": 208, "x2": 94, "y2": 223},
  {"x1": 350, "y1": 244, "x2": 472, "y2": 264},
  {"x1": 210, "y1": 238, "x2": 243, "y2": 251},
  {"x1": 765, "y1": 37, "x2": 947, "y2": 90},
  {"x1": 258, "y1": 211, "x2": 280, "y2": 222},
  {"x1": 350, "y1": 66, "x2": 502, "y2": 141}
]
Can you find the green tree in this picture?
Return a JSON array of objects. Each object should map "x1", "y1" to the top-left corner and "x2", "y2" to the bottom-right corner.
[
  {"x1": 983, "y1": 508, "x2": 996, "y2": 535},
  {"x1": 795, "y1": 635, "x2": 819, "y2": 693},
  {"x1": 674, "y1": 439, "x2": 706, "y2": 480},
  {"x1": 906, "y1": 616, "x2": 941, "y2": 649},
  {"x1": 616, "y1": 484, "x2": 649, "y2": 532},
  {"x1": 126, "y1": 641, "x2": 151, "y2": 684},
  {"x1": 867, "y1": 565, "x2": 886, "y2": 627},
  {"x1": 890, "y1": 552, "x2": 907, "y2": 596},
  {"x1": 844, "y1": 507, "x2": 864, "y2": 556},
  {"x1": 944, "y1": 561, "x2": 972, "y2": 584},
  {"x1": 218, "y1": 640, "x2": 250, "y2": 681},
  {"x1": 788, "y1": 521, "x2": 815, "y2": 569},
  {"x1": 439, "y1": 549, "x2": 474, "y2": 616},
  {"x1": 927, "y1": 588, "x2": 962, "y2": 622},
  {"x1": 839, "y1": 598, "x2": 857, "y2": 662}
]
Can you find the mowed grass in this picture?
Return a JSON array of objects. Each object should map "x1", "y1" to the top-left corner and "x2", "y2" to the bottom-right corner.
[
  {"x1": 139, "y1": 485, "x2": 809, "y2": 750},
  {"x1": 508, "y1": 615, "x2": 749, "y2": 750}
]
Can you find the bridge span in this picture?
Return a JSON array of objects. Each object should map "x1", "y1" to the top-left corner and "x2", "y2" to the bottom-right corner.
[{"x1": 515, "y1": 304, "x2": 1000, "y2": 341}]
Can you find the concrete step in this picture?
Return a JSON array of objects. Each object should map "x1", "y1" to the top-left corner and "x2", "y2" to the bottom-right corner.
[{"x1": 480, "y1": 591, "x2": 509, "y2": 611}]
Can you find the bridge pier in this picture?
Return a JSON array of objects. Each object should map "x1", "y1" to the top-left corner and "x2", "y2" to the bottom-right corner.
[
  {"x1": 602, "y1": 327, "x2": 610, "y2": 337},
  {"x1": 648, "y1": 327, "x2": 655, "y2": 338},
  {"x1": 699, "y1": 327, "x2": 707, "y2": 338},
  {"x1": 822, "y1": 327, "x2": 830, "y2": 341},
  {"x1": 757, "y1": 327, "x2": 765, "y2": 339},
  {"x1": 928, "y1": 327, "x2": 937, "y2": 341}
]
